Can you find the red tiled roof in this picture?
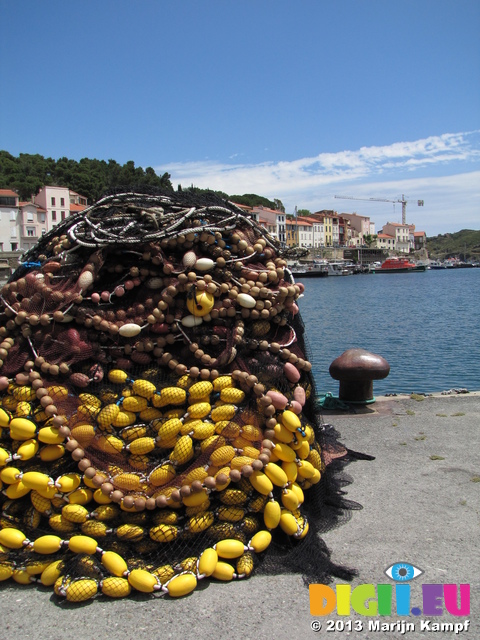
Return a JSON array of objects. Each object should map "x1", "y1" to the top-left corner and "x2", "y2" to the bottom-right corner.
[
  {"x1": 0, "y1": 189, "x2": 18, "y2": 197},
  {"x1": 232, "y1": 202, "x2": 252, "y2": 211},
  {"x1": 378, "y1": 233, "x2": 395, "y2": 239},
  {"x1": 298, "y1": 216, "x2": 321, "y2": 224},
  {"x1": 70, "y1": 203, "x2": 87, "y2": 212},
  {"x1": 253, "y1": 206, "x2": 284, "y2": 214},
  {"x1": 413, "y1": 231, "x2": 426, "y2": 236},
  {"x1": 19, "y1": 201, "x2": 41, "y2": 207},
  {"x1": 288, "y1": 218, "x2": 312, "y2": 227}
]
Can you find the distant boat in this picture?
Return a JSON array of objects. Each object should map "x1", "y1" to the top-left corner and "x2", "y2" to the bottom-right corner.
[
  {"x1": 429, "y1": 260, "x2": 447, "y2": 270},
  {"x1": 290, "y1": 261, "x2": 328, "y2": 278},
  {"x1": 327, "y1": 260, "x2": 353, "y2": 276},
  {"x1": 373, "y1": 257, "x2": 427, "y2": 273}
]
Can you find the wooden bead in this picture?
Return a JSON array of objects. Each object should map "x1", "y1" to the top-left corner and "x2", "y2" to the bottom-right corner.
[
  {"x1": 101, "y1": 482, "x2": 114, "y2": 495},
  {"x1": 155, "y1": 495, "x2": 168, "y2": 508},
  {"x1": 78, "y1": 459, "x2": 92, "y2": 472},
  {"x1": 134, "y1": 498, "x2": 146, "y2": 511},
  {"x1": 66, "y1": 439, "x2": 79, "y2": 452},
  {"x1": 92, "y1": 474, "x2": 106, "y2": 487},
  {"x1": 204, "y1": 476, "x2": 216, "y2": 489}
]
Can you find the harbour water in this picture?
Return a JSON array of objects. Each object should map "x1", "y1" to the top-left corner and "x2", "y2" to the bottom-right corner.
[{"x1": 297, "y1": 268, "x2": 480, "y2": 396}]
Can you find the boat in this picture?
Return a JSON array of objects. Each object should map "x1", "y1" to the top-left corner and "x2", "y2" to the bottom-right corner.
[
  {"x1": 429, "y1": 260, "x2": 447, "y2": 270},
  {"x1": 290, "y1": 261, "x2": 329, "y2": 278},
  {"x1": 373, "y1": 257, "x2": 427, "y2": 273},
  {"x1": 327, "y1": 260, "x2": 353, "y2": 276}
]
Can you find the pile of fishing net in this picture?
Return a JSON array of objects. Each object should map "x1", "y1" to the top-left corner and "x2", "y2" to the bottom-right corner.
[{"x1": 0, "y1": 190, "x2": 356, "y2": 602}]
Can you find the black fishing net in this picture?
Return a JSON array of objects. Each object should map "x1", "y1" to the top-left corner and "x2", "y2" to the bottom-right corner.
[{"x1": 0, "y1": 190, "x2": 367, "y2": 601}]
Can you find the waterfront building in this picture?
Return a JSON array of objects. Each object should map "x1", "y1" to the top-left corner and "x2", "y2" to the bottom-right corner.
[
  {"x1": 0, "y1": 186, "x2": 87, "y2": 253},
  {"x1": 309, "y1": 211, "x2": 334, "y2": 246},
  {"x1": 376, "y1": 232, "x2": 396, "y2": 251},
  {"x1": 286, "y1": 218, "x2": 311, "y2": 247},
  {"x1": 286, "y1": 216, "x2": 326, "y2": 248},
  {"x1": 340, "y1": 212, "x2": 373, "y2": 242},
  {"x1": 258, "y1": 216, "x2": 277, "y2": 239},
  {"x1": 34, "y1": 185, "x2": 72, "y2": 231},
  {"x1": 0, "y1": 189, "x2": 19, "y2": 252},
  {"x1": 17, "y1": 201, "x2": 47, "y2": 252},
  {"x1": 381, "y1": 222, "x2": 411, "y2": 253},
  {"x1": 69, "y1": 190, "x2": 88, "y2": 207},
  {"x1": 251, "y1": 206, "x2": 286, "y2": 244},
  {"x1": 413, "y1": 229, "x2": 426, "y2": 251}
]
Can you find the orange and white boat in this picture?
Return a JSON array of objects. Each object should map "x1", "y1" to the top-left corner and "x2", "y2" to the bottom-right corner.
[{"x1": 374, "y1": 257, "x2": 427, "y2": 273}]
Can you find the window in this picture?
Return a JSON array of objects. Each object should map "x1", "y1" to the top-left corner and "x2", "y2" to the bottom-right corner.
[
  {"x1": 11, "y1": 243, "x2": 17, "y2": 251},
  {"x1": 0, "y1": 196, "x2": 16, "y2": 206},
  {"x1": 10, "y1": 211, "x2": 16, "y2": 221},
  {"x1": 27, "y1": 211, "x2": 34, "y2": 222},
  {"x1": 39, "y1": 213, "x2": 45, "y2": 223},
  {"x1": 41, "y1": 229, "x2": 46, "y2": 235},
  {"x1": 52, "y1": 211, "x2": 57, "y2": 221},
  {"x1": 61, "y1": 211, "x2": 66, "y2": 220},
  {"x1": 51, "y1": 197, "x2": 56, "y2": 206},
  {"x1": 60, "y1": 197, "x2": 65, "y2": 206},
  {"x1": 27, "y1": 227, "x2": 36, "y2": 237}
]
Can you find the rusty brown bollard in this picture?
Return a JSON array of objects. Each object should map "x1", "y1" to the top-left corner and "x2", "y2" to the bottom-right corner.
[{"x1": 329, "y1": 348, "x2": 390, "y2": 404}]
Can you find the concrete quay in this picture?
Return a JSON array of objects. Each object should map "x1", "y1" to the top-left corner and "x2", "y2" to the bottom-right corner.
[{"x1": 0, "y1": 392, "x2": 478, "y2": 640}]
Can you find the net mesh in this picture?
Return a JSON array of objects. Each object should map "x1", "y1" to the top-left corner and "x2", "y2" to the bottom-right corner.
[{"x1": 0, "y1": 190, "x2": 368, "y2": 602}]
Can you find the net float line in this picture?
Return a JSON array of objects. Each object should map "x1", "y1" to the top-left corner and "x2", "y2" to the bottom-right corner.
[{"x1": 0, "y1": 190, "x2": 352, "y2": 602}]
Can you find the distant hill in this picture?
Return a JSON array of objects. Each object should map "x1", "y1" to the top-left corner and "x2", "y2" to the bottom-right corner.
[{"x1": 426, "y1": 229, "x2": 480, "y2": 261}]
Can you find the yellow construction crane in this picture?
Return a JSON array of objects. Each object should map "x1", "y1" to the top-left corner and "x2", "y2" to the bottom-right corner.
[{"x1": 334, "y1": 194, "x2": 424, "y2": 225}]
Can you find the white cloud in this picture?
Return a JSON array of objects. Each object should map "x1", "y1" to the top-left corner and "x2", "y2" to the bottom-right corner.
[{"x1": 156, "y1": 131, "x2": 480, "y2": 235}]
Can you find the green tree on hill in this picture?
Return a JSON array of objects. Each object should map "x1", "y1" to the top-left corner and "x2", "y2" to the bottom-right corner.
[
  {"x1": 229, "y1": 193, "x2": 276, "y2": 209},
  {"x1": 0, "y1": 151, "x2": 173, "y2": 203}
]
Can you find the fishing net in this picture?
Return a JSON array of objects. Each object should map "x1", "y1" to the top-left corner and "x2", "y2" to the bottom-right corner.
[{"x1": 0, "y1": 190, "x2": 362, "y2": 602}]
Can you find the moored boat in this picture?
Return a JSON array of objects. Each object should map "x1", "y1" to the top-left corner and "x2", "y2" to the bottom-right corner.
[
  {"x1": 290, "y1": 262, "x2": 329, "y2": 278},
  {"x1": 373, "y1": 257, "x2": 427, "y2": 273},
  {"x1": 327, "y1": 260, "x2": 353, "y2": 276},
  {"x1": 429, "y1": 260, "x2": 447, "y2": 270}
]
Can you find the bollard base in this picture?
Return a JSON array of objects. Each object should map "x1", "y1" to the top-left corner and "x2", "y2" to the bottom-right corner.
[
  {"x1": 329, "y1": 348, "x2": 390, "y2": 405},
  {"x1": 338, "y1": 380, "x2": 374, "y2": 404}
]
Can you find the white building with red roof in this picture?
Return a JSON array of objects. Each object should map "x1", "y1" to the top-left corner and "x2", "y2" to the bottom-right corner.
[{"x1": 381, "y1": 222, "x2": 411, "y2": 253}]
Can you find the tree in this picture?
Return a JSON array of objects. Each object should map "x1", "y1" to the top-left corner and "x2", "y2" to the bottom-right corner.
[
  {"x1": 297, "y1": 209, "x2": 311, "y2": 216},
  {"x1": 363, "y1": 234, "x2": 378, "y2": 247},
  {"x1": 0, "y1": 152, "x2": 174, "y2": 203},
  {"x1": 230, "y1": 194, "x2": 276, "y2": 209}
]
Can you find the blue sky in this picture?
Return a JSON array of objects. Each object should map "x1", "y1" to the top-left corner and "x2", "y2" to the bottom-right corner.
[{"x1": 1, "y1": 0, "x2": 479, "y2": 235}]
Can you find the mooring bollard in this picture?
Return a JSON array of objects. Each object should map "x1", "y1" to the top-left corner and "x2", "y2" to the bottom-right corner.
[{"x1": 329, "y1": 348, "x2": 390, "y2": 404}]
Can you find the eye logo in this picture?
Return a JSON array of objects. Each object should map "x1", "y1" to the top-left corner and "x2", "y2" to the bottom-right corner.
[{"x1": 385, "y1": 562, "x2": 423, "y2": 582}]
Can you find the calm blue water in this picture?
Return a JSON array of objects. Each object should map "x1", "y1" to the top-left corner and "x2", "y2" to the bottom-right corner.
[{"x1": 297, "y1": 268, "x2": 480, "y2": 396}]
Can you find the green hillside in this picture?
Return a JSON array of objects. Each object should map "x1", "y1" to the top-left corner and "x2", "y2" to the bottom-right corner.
[
  {"x1": 426, "y1": 229, "x2": 480, "y2": 261},
  {"x1": 0, "y1": 151, "x2": 173, "y2": 203},
  {"x1": 0, "y1": 151, "x2": 278, "y2": 211}
]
